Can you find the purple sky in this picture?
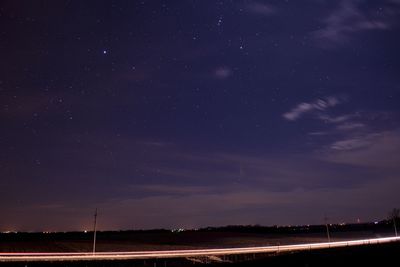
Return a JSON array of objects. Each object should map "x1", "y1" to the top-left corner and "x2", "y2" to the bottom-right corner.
[{"x1": 1, "y1": 0, "x2": 400, "y2": 231}]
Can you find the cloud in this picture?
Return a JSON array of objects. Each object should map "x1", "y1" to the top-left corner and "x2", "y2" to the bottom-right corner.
[
  {"x1": 313, "y1": 0, "x2": 390, "y2": 47},
  {"x1": 94, "y1": 173, "x2": 400, "y2": 229},
  {"x1": 0, "y1": 91, "x2": 73, "y2": 121},
  {"x1": 308, "y1": 131, "x2": 330, "y2": 136},
  {"x1": 318, "y1": 114, "x2": 354, "y2": 124},
  {"x1": 307, "y1": 114, "x2": 369, "y2": 140},
  {"x1": 137, "y1": 140, "x2": 173, "y2": 147},
  {"x1": 330, "y1": 133, "x2": 379, "y2": 151},
  {"x1": 336, "y1": 122, "x2": 365, "y2": 131},
  {"x1": 283, "y1": 96, "x2": 342, "y2": 121},
  {"x1": 323, "y1": 130, "x2": 400, "y2": 168},
  {"x1": 312, "y1": 110, "x2": 399, "y2": 152},
  {"x1": 133, "y1": 184, "x2": 212, "y2": 196},
  {"x1": 214, "y1": 66, "x2": 232, "y2": 79},
  {"x1": 8, "y1": 173, "x2": 400, "y2": 230},
  {"x1": 245, "y1": 2, "x2": 276, "y2": 16},
  {"x1": 2, "y1": 130, "x2": 399, "y2": 231}
]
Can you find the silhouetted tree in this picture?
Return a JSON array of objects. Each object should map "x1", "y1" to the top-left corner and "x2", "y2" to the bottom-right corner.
[{"x1": 388, "y1": 208, "x2": 399, "y2": 237}]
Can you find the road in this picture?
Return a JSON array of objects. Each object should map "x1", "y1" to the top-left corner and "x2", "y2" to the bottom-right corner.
[{"x1": 0, "y1": 236, "x2": 399, "y2": 262}]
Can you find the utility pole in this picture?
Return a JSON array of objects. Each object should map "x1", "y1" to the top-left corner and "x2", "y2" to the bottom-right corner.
[
  {"x1": 324, "y1": 214, "x2": 331, "y2": 242},
  {"x1": 93, "y1": 208, "x2": 98, "y2": 255},
  {"x1": 389, "y1": 208, "x2": 399, "y2": 237}
]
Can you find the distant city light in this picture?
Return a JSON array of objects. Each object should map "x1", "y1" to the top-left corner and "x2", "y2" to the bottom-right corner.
[
  {"x1": 2, "y1": 231, "x2": 18, "y2": 234},
  {"x1": 171, "y1": 228, "x2": 185, "y2": 233}
]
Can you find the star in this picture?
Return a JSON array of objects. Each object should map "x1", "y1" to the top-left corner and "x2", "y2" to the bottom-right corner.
[{"x1": 217, "y1": 16, "x2": 223, "y2": 26}]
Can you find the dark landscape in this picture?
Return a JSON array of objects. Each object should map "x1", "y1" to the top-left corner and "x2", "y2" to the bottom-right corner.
[
  {"x1": 0, "y1": 222, "x2": 395, "y2": 252},
  {"x1": 1, "y1": 222, "x2": 399, "y2": 266}
]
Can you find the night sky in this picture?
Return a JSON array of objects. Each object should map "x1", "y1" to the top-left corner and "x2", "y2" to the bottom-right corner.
[{"x1": 1, "y1": 0, "x2": 400, "y2": 232}]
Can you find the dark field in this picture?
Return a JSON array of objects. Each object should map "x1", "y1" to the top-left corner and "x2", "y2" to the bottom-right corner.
[
  {"x1": 0, "y1": 223, "x2": 396, "y2": 252},
  {"x1": 0, "y1": 223, "x2": 398, "y2": 266}
]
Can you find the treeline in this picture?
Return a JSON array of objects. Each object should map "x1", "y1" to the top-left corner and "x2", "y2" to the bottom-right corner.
[{"x1": 0, "y1": 220, "x2": 395, "y2": 241}]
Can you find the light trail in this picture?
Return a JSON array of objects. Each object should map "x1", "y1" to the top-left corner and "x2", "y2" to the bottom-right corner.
[{"x1": 0, "y1": 236, "x2": 399, "y2": 262}]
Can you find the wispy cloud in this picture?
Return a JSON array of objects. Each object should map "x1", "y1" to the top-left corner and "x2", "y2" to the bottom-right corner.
[
  {"x1": 330, "y1": 133, "x2": 379, "y2": 151},
  {"x1": 3, "y1": 130, "x2": 399, "y2": 230},
  {"x1": 245, "y1": 2, "x2": 276, "y2": 16},
  {"x1": 97, "y1": 168, "x2": 400, "y2": 229},
  {"x1": 214, "y1": 66, "x2": 232, "y2": 79},
  {"x1": 336, "y1": 122, "x2": 365, "y2": 131},
  {"x1": 133, "y1": 184, "x2": 212, "y2": 196},
  {"x1": 313, "y1": 0, "x2": 391, "y2": 47},
  {"x1": 307, "y1": 118, "x2": 364, "y2": 136},
  {"x1": 309, "y1": 110, "x2": 400, "y2": 171},
  {"x1": 314, "y1": 111, "x2": 398, "y2": 151},
  {"x1": 323, "y1": 130, "x2": 400, "y2": 168},
  {"x1": 318, "y1": 114, "x2": 354, "y2": 124},
  {"x1": 282, "y1": 96, "x2": 342, "y2": 121},
  {"x1": 308, "y1": 131, "x2": 330, "y2": 136}
]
